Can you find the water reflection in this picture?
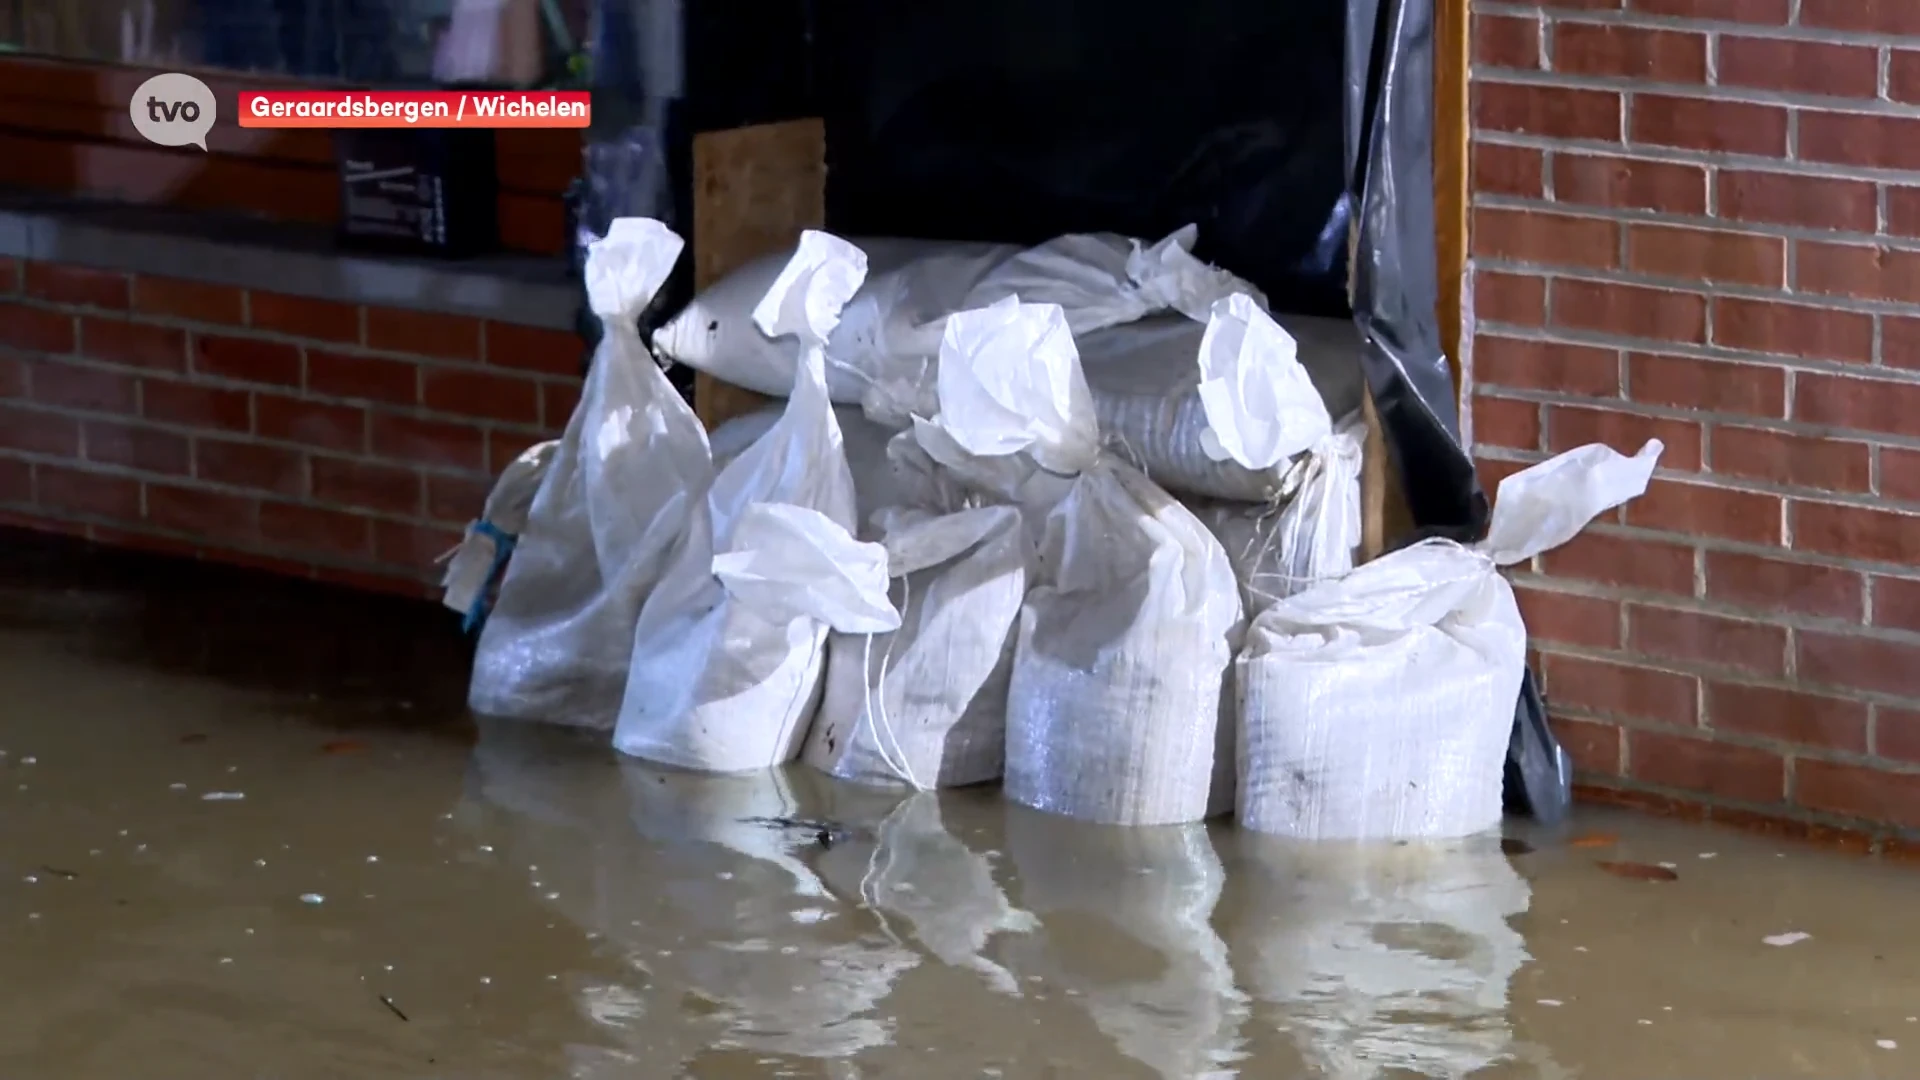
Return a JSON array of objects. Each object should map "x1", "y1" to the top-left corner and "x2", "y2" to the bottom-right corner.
[
  {"x1": 1220, "y1": 834, "x2": 1532, "y2": 1079},
  {"x1": 463, "y1": 720, "x2": 1539, "y2": 1078}
]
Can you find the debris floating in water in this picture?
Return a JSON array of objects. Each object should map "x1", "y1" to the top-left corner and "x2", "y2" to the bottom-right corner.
[
  {"x1": 1764, "y1": 932, "x2": 1810, "y2": 947},
  {"x1": 365, "y1": 856, "x2": 379, "y2": 864},
  {"x1": 1657, "y1": 861, "x2": 1678, "y2": 870},
  {"x1": 202, "y1": 792, "x2": 245, "y2": 801},
  {"x1": 1698, "y1": 852, "x2": 1718, "y2": 859},
  {"x1": 299, "y1": 893, "x2": 325, "y2": 905},
  {"x1": 379, "y1": 995, "x2": 409, "y2": 1022},
  {"x1": 479, "y1": 976, "x2": 491, "y2": 986},
  {"x1": 1598, "y1": 861, "x2": 1679, "y2": 882},
  {"x1": 1879, "y1": 1040, "x2": 1898, "y2": 1050},
  {"x1": 20, "y1": 756, "x2": 36, "y2": 765},
  {"x1": 1537, "y1": 999, "x2": 1564, "y2": 1007},
  {"x1": 1637, "y1": 1019, "x2": 1652, "y2": 1026},
  {"x1": 1570, "y1": 832, "x2": 1617, "y2": 849},
  {"x1": 169, "y1": 783, "x2": 187, "y2": 792}
]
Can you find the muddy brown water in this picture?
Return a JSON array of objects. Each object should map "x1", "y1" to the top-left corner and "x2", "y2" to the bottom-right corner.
[{"x1": 2, "y1": 531, "x2": 1918, "y2": 1079}]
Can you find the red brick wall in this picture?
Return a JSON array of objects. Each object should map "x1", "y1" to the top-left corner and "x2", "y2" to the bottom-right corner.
[
  {"x1": 1471, "y1": 0, "x2": 1920, "y2": 837},
  {"x1": 0, "y1": 259, "x2": 578, "y2": 597}
]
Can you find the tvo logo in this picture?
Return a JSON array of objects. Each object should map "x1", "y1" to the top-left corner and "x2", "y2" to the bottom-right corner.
[{"x1": 129, "y1": 72, "x2": 217, "y2": 151}]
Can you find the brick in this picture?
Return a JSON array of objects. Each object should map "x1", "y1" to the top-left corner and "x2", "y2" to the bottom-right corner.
[
  {"x1": 1471, "y1": 144, "x2": 1544, "y2": 199},
  {"x1": 1540, "y1": 529, "x2": 1695, "y2": 596},
  {"x1": 1472, "y1": 208, "x2": 1616, "y2": 271},
  {"x1": 1795, "y1": 372, "x2": 1920, "y2": 438},
  {"x1": 1798, "y1": 243, "x2": 1920, "y2": 306},
  {"x1": 1630, "y1": 96, "x2": 1786, "y2": 156},
  {"x1": 1711, "y1": 427, "x2": 1870, "y2": 494},
  {"x1": 144, "y1": 484, "x2": 259, "y2": 540},
  {"x1": 131, "y1": 276, "x2": 245, "y2": 325},
  {"x1": 247, "y1": 292, "x2": 361, "y2": 344},
  {"x1": 1472, "y1": 395, "x2": 1541, "y2": 450},
  {"x1": 1883, "y1": 317, "x2": 1920, "y2": 372},
  {"x1": 365, "y1": 308, "x2": 482, "y2": 361},
  {"x1": 373, "y1": 519, "x2": 464, "y2": 570},
  {"x1": 1879, "y1": 706, "x2": 1920, "y2": 765},
  {"x1": 0, "y1": 457, "x2": 28, "y2": 503},
  {"x1": 306, "y1": 349, "x2": 418, "y2": 407},
  {"x1": 484, "y1": 321, "x2": 585, "y2": 377},
  {"x1": 1887, "y1": 188, "x2": 1920, "y2": 239},
  {"x1": 1627, "y1": 729, "x2": 1785, "y2": 805},
  {"x1": 0, "y1": 301, "x2": 76, "y2": 354},
  {"x1": 0, "y1": 403, "x2": 78, "y2": 453},
  {"x1": 1802, "y1": 629, "x2": 1920, "y2": 703},
  {"x1": 81, "y1": 420, "x2": 189, "y2": 476},
  {"x1": 1794, "y1": 501, "x2": 1920, "y2": 565},
  {"x1": 85, "y1": 526, "x2": 201, "y2": 561},
  {"x1": 1712, "y1": 299, "x2": 1872, "y2": 363},
  {"x1": 370, "y1": 412, "x2": 487, "y2": 471},
  {"x1": 1475, "y1": 13, "x2": 1540, "y2": 69},
  {"x1": 1708, "y1": 683, "x2": 1867, "y2": 753},
  {"x1": 1552, "y1": 279, "x2": 1706, "y2": 344},
  {"x1": 79, "y1": 318, "x2": 188, "y2": 373},
  {"x1": 1551, "y1": 716, "x2": 1622, "y2": 776},
  {"x1": 1799, "y1": 111, "x2": 1920, "y2": 172},
  {"x1": 0, "y1": 355, "x2": 21, "y2": 399},
  {"x1": 192, "y1": 334, "x2": 301, "y2": 386},
  {"x1": 1705, "y1": 551, "x2": 1861, "y2": 619},
  {"x1": 487, "y1": 429, "x2": 547, "y2": 473},
  {"x1": 1475, "y1": 337, "x2": 1619, "y2": 397},
  {"x1": 34, "y1": 465, "x2": 141, "y2": 519},
  {"x1": 255, "y1": 394, "x2": 367, "y2": 454},
  {"x1": 1627, "y1": 353, "x2": 1784, "y2": 418},
  {"x1": 1800, "y1": 0, "x2": 1920, "y2": 35},
  {"x1": 1553, "y1": 23, "x2": 1706, "y2": 81},
  {"x1": 1514, "y1": 585, "x2": 1620, "y2": 649},
  {"x1": 1795, "y1": 759, "x2": 1920, "y2": 830},
  {"x1": 1625, "y1": 225, "x2": 1782, "y2": 289},
  {"x1": 426, "y1": 474, "x2": 492, "y2": 524},
  {"x1": 1548, "y1": 405, "x2": 1702, "y2": 470},
  {"x1": 1554, "y1": 154, "x2": 1709, "y2": 215},
  {"x1": 140, "y1": 380, "x2": 251, "y2": 433},
  {"x1": 1474, "y1": 270, "x2": 1546, "y2": 326},
  {"x1": 1872, "y1": 576, "x2": 1920, "y2": 635},
  {"x1": 1630, "y1": 0, "x2": 1788, "y2": 21},
  {"x1": 1628, "y1": 479, "x2": 1782, "y2": 545},
  {"x1": 258, "y1": 501, "x2": 375, "y2": 560},
  {"x1": 1628, "y1": 604, "x2": 1786, "y2": 674},
  {"x1": 1715, "y1": 171, "x2": 1876, "y2": 233},
  {"x1": 29, "y1": 361, "x2": 137, "y2": 415},
  {"x1": 1895, "y1": 52, "x2": 1920, "y2": 106},
  {"x1": 1717, "y1": 37, "x2": 1879, "y2": 98},
  {"x1": 1473, "y1": 83, "x2": 1621, "y2": 141},
  {"x1": 1886, "y1": 447, "x2": 1920, "y2": 503},
  {"x1": 194, "y1": 437, "x2": 306, "y2": 497},
  {"x1": 1477, "y1": 455, "x2": 1527, "y2": 496},
  {"x1": 23, "y1": 263, "x2": 128, "y2": 310},
  {"x1": 310, "y1": 457, "x2": 423, "y2": 516},
  {"x1": 540, "y1": 381, "x2": 580, "y2": 429},
  {"x1": 420, "y1": 368, "x2": 542, "y2": 424}
]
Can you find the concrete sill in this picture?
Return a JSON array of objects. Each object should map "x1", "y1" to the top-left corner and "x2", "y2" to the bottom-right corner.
[{"x1": 0, "y1": 189, "x2": 577, "y2": 331}]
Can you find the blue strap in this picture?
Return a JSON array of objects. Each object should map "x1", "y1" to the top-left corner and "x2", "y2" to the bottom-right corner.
[{"x1": 462, "y1": 520, "x2": 519, "y2": 634}]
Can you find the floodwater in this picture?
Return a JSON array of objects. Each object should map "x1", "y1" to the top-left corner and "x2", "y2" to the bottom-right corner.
[{"x1": 2, "y1": 533, "x2": 1919, "y2": 1079}]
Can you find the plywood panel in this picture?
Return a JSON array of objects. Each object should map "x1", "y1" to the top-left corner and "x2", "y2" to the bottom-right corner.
[{"x1": 690, "y1": 118, "x2": 827, "y2": 429}]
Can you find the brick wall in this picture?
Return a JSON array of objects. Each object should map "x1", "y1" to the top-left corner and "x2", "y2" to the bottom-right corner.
[
  {"x1": 0, "y1": 259, "x2": 578, "y2": 597},
  {"x1": 1471, "y1": 0, "x2": 1920, "y2": 839}
]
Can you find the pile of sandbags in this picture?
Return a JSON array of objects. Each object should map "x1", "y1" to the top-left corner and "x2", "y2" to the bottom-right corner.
[{"x1": 448, "y1": 218, "x2": 1659, "y2": 841}]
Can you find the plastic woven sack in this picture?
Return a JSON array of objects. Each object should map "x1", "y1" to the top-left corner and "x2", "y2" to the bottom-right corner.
[
  {"x1": 710, "y1": 403, "x2": 916, "y2": 541},
  {"x1": 962, "y1": 225, "x2": 1266, "y2": 333},
  {"x1": 614, "y1": 232, "x2": 902, "y2": 772},
  {"x1": 465, "y1": 218, "x2": 705, "y2": 727},
  {"x1": 438, "y1": 438, "x2": 560, "y2": 631},
  {"x1": 1236, "y1": 439, "x2": 1664, "y2": 840},
  {"x1": 917, "y1": 297, "x2": 1243, "y2": 826}
]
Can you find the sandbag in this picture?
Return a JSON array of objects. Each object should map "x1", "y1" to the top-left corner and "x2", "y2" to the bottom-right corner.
[
  {"x1": 614, "y1": 232, "x2": 902, "y2": 772},
  {"x1": 465, "y1": 219, "x2": 705, "y2": 727},
  {"x1": 711, "y1": 403, "x2": 916, "y2": 541},
  {"x1": 916, "y1": 297, "x2": 1243, "y2": 826},
  {"x1": 806, "y1": 502, "x2": 1029, "y2": 791},
  {"x1": 438, "y1": 437, "x2": 560, "y2": 630},
  {"x1": 1236, "y1": 440, "x2": 1665, "y2": 840}
]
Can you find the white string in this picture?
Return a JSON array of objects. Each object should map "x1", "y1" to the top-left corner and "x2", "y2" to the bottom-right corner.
[{"x1": 858, "y1": 574, "x2": 926, "y2": 791}]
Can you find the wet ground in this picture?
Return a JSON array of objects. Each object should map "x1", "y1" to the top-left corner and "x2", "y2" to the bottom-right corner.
[{"x1": 2, "y1": 530, "x2": 1918, "y2": 1079}]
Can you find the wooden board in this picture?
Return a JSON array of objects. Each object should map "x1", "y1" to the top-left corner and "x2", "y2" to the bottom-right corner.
[{"x1": 689, "y1": 117, "x2": 827, "y2": 430}]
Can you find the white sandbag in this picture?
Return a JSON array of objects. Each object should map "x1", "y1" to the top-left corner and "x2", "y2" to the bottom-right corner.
[
  {"x1": 1237, "y1": 439, "x2": 1665, "y2": 840},
  {"x1": 615, "y1": 232, "x2": 902, "y2": 773},
  {"x1": 438, "y1": 437, "x2": 560, "y2": 629},
  {"x1": 711, "y1": 403, "x2": 915, "y2": 540},
  {"x1": 466, "y1": 219, "x2": 705, "y2": 727},
  {"x1": 919, "y1": 297, "x2": 1243, "y2": 826},
  {"x1": 652, "y1": 236, "x2": 1019, "y2": 400},
  {"x1": 963, "y1": 225, "x2": 1266, "y2": 335},
  {"x1": 806, "y1": 504, "x2": 1029, "y2": 789}
]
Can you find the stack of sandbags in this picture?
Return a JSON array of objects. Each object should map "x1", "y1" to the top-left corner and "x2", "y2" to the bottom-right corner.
[{"x1": 1236, "y1": 440, "x2": 1665, "y2": 840}]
